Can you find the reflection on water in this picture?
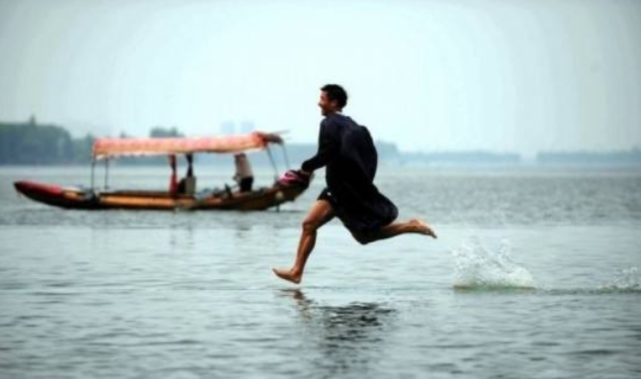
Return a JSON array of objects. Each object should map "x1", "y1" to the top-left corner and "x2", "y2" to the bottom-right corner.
[{"x1": 280, "y1": 289, "x2": 396, "y2": 377}]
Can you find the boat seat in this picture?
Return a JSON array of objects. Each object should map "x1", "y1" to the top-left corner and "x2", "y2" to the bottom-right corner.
[{"x1": 183, "y1": 176, "x2": 196, "y2": 195}]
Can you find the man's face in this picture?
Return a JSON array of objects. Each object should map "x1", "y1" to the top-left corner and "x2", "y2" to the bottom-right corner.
[{"x1": 318, "y1": 91, "x2": 338, "y2": 116}]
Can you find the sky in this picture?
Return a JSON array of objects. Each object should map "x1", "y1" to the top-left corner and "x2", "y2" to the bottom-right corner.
[{"x1": 0, "y1": 0, "x2": 640, "y2": 156}]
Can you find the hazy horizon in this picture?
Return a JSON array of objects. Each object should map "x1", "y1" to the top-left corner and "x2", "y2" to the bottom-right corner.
[{"x1": 1, "y1": 0, "x2": 640, "y2": 157}]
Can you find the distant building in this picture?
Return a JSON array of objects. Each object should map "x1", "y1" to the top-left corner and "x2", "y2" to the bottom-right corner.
[
  {"x1": 239, "y1": 121, "x2": 255, "y2": 133},
  {"x1": 220, "y1": 122, "x2": 235, "y2": 135}
]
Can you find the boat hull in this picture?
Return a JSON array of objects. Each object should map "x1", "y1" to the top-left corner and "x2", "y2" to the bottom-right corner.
[{"x1": 14, "y1": 180, "x2": 306, "y2": 211}]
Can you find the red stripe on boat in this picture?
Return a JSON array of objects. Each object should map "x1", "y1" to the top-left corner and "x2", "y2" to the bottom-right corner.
[{"x1": 14, "y1": 181, "x2": 64, "y2": 196}]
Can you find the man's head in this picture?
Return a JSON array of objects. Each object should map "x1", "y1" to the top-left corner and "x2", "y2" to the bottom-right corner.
[{"x1": 318, "y1": 84, "x2": 348, "y2": 116}]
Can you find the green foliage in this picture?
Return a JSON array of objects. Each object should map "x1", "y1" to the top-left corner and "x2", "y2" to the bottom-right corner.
[
  {"x1": 0, "y1": 121, "x2": 192, "y2": 165},
  {"x1": 0, "y1": 121, "x2": 93, "y2": 164},
  {"x1": 149, "y1": 126, "x2": 183, "y2": 138}
]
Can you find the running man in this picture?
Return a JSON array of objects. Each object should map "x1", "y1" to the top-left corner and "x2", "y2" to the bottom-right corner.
[{"x1": 273, "y1": 84, "x2": 437, "y2": 284}]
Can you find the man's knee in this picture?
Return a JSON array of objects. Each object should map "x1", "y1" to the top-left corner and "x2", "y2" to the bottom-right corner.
[
  {"x1": 302, "y1": 218, "x2": 321, "y2": 233},
  {"x1": 301, "y1": 201, "x2": 333, "y2": 233},
  {"x1": 352, "y1": 232, "x2": 372, "y2": 245}
]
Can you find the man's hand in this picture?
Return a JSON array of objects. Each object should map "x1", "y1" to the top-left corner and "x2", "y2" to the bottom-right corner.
[
  {"x1": 278, "y1": 169, "x2": 312, "y2": 188},
  {"x1": 297, "y1": 169, "x2": 311, "y2": 178}
]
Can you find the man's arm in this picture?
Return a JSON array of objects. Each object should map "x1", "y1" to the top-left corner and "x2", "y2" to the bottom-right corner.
[{"x1": 300, "y1": 121, "x2": 337, "y2": 174}]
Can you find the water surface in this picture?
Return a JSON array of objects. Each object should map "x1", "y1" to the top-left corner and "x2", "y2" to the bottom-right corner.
[{"x1": 1, "y1": 166, "x2": 640, "y2": 378}]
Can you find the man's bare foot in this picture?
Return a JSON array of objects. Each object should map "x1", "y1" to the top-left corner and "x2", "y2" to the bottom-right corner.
[
  {"x1": 410, "y1": 218, "x2": 437, "y2": 238},
  {"x1": 272, "y1": 268, "x2": 302, "y2": 284}
]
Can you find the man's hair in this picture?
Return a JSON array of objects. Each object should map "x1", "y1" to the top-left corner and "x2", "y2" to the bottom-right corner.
[{"x1": 321, "y1": 84, "x2": 348, "y2": 109}]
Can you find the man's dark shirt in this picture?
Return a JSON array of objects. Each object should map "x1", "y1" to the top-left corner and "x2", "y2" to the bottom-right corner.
[{"x1": 302, "y1": 113, "x2": 398, "y2": 233}]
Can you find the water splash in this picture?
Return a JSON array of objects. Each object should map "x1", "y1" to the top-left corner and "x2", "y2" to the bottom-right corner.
[
  {"x1": 452, "y1": 236, "x2": 535, "y2": 289},
  {"x1": 600, "y1": 267, "x2": 641, "y2": 291}
]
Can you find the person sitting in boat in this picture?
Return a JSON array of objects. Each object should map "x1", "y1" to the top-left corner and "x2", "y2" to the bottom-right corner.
[
  {"x1": 168, "y1": 154, "x2": 178, "y2": 197},
  {"x1": 233, "y1": 153, "x2": 254, "y2": 193},
  {"x1": 178, "y1": 153, "x2": 196, "y2": 195}
]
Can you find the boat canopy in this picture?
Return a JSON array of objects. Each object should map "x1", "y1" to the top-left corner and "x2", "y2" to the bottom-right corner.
[{"x1": 92, "y1": 132, "x2": 283, "y2": 160}]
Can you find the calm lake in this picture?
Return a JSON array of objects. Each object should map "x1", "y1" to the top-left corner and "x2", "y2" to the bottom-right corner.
[{"x1": 1, "y1": 165, "x2": 640, "y2": 378}]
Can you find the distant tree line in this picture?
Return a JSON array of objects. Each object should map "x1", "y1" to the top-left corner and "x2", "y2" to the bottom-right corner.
[
  {"x1": 0, "y1": 119, "x2": 399, "y2": 167},
  {"x1": 0, "y1": 118, "x2": 183, "y2": 165},
  {"x1": 537, "y1": 149, "x2": 641, "y2": 166},
  {"x1": 0, "y1": 119, "x2": 91, "y2": 164},
  {"x1": 400, "y1": 151, "x2": 521, "y2": 166},
  {"x1": 5, "y1": 118, "x2": 638, "y2": 167}
]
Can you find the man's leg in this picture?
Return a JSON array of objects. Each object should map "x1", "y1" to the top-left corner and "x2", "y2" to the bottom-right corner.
[
  {"x1": 272, "y1": 200, "x2": 335, "y2": 284},
  {"x1": 351, "y1": 218, "x2": 437, "y2": 245}
]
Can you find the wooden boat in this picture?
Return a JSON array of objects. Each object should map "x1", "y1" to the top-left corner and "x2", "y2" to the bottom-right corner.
[
  {"x1": 14, "y1": 132, "x2": 309, "y2": 211},
  {"x1": 13, "y1": 180, "x2": 306, "y2": 211}
]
